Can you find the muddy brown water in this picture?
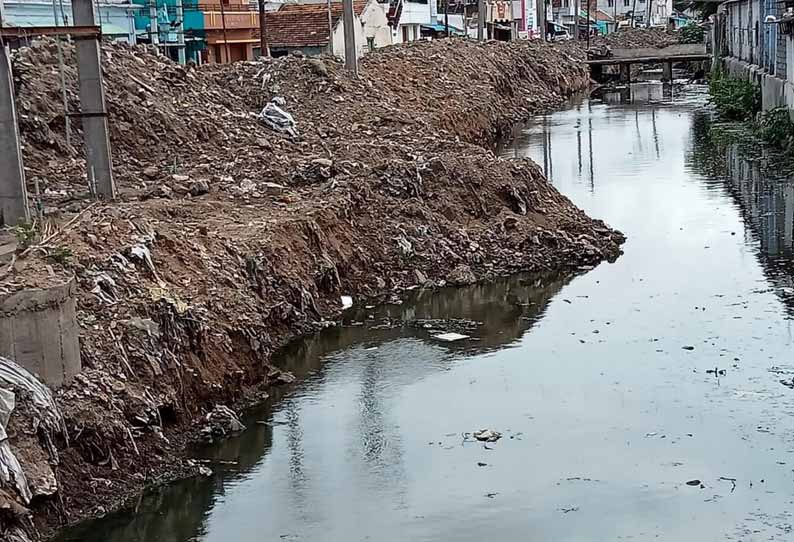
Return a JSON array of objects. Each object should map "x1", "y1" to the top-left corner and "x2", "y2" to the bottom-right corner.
[{"x1": 56, "y1": 83, "x2": 794, "y2": 541}]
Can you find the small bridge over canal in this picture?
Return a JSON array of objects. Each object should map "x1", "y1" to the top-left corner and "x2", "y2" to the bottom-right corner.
[{"x1": 586, "y1": 43, "x2": 711, "y2": 82}]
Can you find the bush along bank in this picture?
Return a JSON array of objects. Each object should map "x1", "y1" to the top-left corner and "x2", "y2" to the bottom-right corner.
[
  {"x1": 1, "y1": 38, "x2": 625, "y2": 541},
  {"x1": 708, "y1": 68, "x2": 794, "y2": 153}
]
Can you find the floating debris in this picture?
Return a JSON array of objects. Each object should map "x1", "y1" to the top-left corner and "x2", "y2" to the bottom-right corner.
[
  {"x1": 433, "y1": 332, "x2": 470, "y2": 342},
  {"x1": 473, "y1": 429, "x2": 502, "y2": 443}
]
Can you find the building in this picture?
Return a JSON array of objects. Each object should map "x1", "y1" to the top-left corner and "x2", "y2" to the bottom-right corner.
[
  {"x1": 595, "y1": 0, "x2": 670, "y2": 26},
  {"x1": 131, "y1": 0, "x2": 206, "y2": 63},
  {"x1": 388, "y1": 0, "x2": 438, "y2": 42},
  {"x1": 0, "y1": 0, "x2": 139, "y2": 42},
  {"x1": 199, "y1": 0, "x2": 261, "y2": 62},
  {"x1": 714, "y1": 0, "x2": 794, "y2": 110},
  {"x1": 265, "y1": 0, "x2": 392, "y2": 57}
]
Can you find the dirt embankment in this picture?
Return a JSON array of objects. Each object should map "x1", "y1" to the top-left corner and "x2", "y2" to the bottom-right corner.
[
  {"x1": 2, "y1": 38, "x2": 624, "y2": 540},
  {"x1": 593, "y1": 26, "x2": 679, "y2": 49}
]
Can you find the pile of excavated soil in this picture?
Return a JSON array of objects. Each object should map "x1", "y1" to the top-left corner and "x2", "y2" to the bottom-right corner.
[
  {"x1": 2, "y1": 38, "x2": 624, "y2": 540},
  {"x1": 594, "y1": 27, "x2": 679, "y2": 49}
]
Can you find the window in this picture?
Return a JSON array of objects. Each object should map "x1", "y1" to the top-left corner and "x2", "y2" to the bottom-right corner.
[
  {"x1": 638, "y1": 0, "x2": 644, "y2": 3},
  {"x1": 563, "y1": 0, "x2": 568, "y2": 7},
  {"x1": 623, "y1": 0, "x2": 629, "y2": 6},
  {"x1": 367, "y1": 36, "x2": 375, "y2": 51},
  {"x1": 607, "y1": 0, "x2": 613, "y2": 5}
]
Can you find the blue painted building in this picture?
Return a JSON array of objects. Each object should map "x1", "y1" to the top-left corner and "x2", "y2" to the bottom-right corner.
[
  {"x1": 131, "y1": 0, "x2": 205, "y2": 63},
  {"x1": 1, "y1": 0, "x2": 139, "y2": 42}
]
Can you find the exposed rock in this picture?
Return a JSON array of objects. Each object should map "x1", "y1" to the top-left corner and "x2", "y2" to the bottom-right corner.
[{"x1": 189, "y1": 180, "x2": 210, "y2": 197}]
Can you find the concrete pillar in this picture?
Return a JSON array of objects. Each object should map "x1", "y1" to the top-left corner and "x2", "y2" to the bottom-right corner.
[
  {"x1": 478, "y1": 0, "x2": 485, "y2": 40},
  {"x1": 0, "y1": 278, "x2": 81, "y2": 388},
  {"x1": 149, "y1": 0, "x2": 159, "y2": 46},
  {"x1": 72, "y1": 0, "x2": 116, "y2": 199},
  {"x1": 176, "y1": 0, "x2": 186, "y2": 64},
  {"x1": 620, "y1": 62, "x2": 631, "y2": 83},
  {"x1": 0, "y1": 47, "x2": 30, "y2": 226},
  {"x1": 662, "y1": 61, "x2": 673, "y2": 82},
  {"x1": 342, "y1": 0, "x2": 357, "y2": 75}
]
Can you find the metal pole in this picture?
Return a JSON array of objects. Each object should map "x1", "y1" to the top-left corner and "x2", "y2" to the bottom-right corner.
[
  {"x1": 477, "y1": 0, "x2": 485, "y2": 40},
  {"x1": 218, "y1": 0, "x2": 230, "y2": 62},
  {"x1": 342, "y1": 0, "x2": 356, "y2": 74},
  {"x1": 258, "y1": 0, "x2": 269, "y2": 56},
  {"x1": 73, "y1": 0, "x2": 116, "y2": 199},
  {"x1": 176, "y1": 0, "x2": 186, "y2": 64},
  {"x1": 630, "y1": 0, "x2": 636, "y2": 27},
  {"x1": 0, "y1": 47, "x2": 30, "y2": 225}
]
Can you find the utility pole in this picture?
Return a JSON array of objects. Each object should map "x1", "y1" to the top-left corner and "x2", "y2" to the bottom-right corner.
[
  {"x1": 630, "y1": 0, "x2": 636, "y2": 26},
  {"x1": 258, "y1": 0, "x2": 269, "y2": 57},
  {"x1": 0, "y1": 46, "x2": 30, "y2": 224},
  {"x1": 342, "y1": 0, "x2": 356, "y2": 74},
  {"x1": 51, "y1": 0, "x2": 71, "y2": 147},
  {"x1": 149, "y1": 0, "x2": 159, "y2": 49},
  {"x1": 477, "y1": 0, "x2": 485, "y2": 40},
  {"x1": 444, "y1": 0, "x2": 449, "y2": 36},
  {"x1": 176, "y1": 0, "x2": 186, "y2": 64},
  {"x1": 537, "y1": 0, "x2": 546, "y2": 40},
  {"x1": 573, "y1": 0, "x2": 579, "y2": 40},
  {"x1": 326, "y1": 0, "x2": 333, "y2": 55},
  {"x1": 586, "y1": 0, "x2": 590, "y2": 48},
  {"x1": 218, "y1": 0, "x2": 230, "y2": 62},
  {"x1": 73, "y1": 0, "x2": 116, "y2": 198}
]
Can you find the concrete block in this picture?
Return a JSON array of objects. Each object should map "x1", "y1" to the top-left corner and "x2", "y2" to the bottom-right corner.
[{"x1": 0, "y1": 277, "x2": 80, "y2": 388}]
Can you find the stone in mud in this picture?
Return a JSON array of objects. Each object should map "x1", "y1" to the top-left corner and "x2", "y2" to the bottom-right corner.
[
  {"x1": 189, "y1": 180, "x2": 210, "y2": 197},
  {"x1": 447, "y1": 264, "x2": 476, "y2": 286}
]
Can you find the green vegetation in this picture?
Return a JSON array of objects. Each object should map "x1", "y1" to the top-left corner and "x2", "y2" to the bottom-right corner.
[
  {"x1": 757, "y1": 107, "x2": 794, "y2": 150},
  {"x1": 678, "y1": 23, "x2": 705, "y2": 44},
  {"x1": 9, "y1": 222, "x2": 37, "y2": 249},
  {"x1": 708, "y1": 75, "x2": 761, "y2": 120}
]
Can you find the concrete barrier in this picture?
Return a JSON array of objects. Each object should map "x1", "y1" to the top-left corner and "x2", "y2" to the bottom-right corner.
[{"x1": 0, "y1": 277, "x2": 80, "y2": 388}]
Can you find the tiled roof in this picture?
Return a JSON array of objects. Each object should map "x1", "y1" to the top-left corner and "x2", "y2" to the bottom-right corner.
[{"x1": 263, "y1": 0, "x2": 369, "y2": 48}]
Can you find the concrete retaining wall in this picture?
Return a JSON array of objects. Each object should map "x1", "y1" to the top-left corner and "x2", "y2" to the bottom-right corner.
[
  {"x1": 0, "y1": 278, "x2": 81, "y2": 388},
  {"x1": 723, "y1": 56, "x2": 794, "y2": 111}
]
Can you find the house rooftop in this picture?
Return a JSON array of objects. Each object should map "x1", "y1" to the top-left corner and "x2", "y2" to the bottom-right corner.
[{"x1": 264, "y1": 0, "x2": 369, "y2": 48}]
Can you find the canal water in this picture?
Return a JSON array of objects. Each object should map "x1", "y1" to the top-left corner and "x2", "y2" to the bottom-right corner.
[{"x1": 58, "y1": 82, "x2": 794, "y2": 541}]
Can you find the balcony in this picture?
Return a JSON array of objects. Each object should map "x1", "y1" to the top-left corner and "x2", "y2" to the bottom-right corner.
[{"x1": 202, "y1": 5, "x2": 259, "y2": 30}]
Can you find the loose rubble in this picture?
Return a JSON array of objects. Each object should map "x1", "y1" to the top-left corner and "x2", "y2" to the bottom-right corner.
[
  {"x1": 1, "y1": 37, "x2": 626, "y2": 539},
  {"x1": 594, "y1": 27, "x2": 679, "y2": 49}
]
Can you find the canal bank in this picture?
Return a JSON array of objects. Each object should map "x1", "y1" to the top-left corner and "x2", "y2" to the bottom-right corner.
[
  {"x1": 54, "y1": 84, "x2": 794, "y2": 542},
  {"x1": 1, "y1": 38, "x2": 632, "y2": 541}
]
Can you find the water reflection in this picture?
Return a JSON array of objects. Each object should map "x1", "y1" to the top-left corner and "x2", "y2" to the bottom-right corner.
[
  {"x1": 686, "y1": 113, "x2": 794, "y2": 314},
  {"x1": 56, "y1": 272, "x2": 572, "y2": 542},
  {"x1": 58, "y1": 86, "x2": 794, "y2": 542}
]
